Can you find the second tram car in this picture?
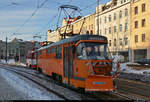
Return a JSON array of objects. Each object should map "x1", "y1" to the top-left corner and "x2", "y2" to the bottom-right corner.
[
  {"x1": 26, "y1": 50, "x2": 37, "y2": 69},
  {"x1": 32, "y1": 35, "x2": 120, "y2": 91}
]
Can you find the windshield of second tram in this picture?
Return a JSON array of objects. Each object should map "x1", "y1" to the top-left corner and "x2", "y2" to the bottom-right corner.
[{"x1": 77, "y1": 42, "x2": 109, "y2": 60}]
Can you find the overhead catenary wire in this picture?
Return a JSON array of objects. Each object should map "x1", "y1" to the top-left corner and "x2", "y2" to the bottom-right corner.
[
  {"x1": 38, "y1": 13, "x2": 58, "y2": 33},
  {"x1": 14, "y1": 0, "x2": 49, "y2": 34}
]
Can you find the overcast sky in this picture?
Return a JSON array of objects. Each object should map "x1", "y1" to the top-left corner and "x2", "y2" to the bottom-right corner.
[{"x1": 0, "y1": 0, "x2": 111, "y2": 42}]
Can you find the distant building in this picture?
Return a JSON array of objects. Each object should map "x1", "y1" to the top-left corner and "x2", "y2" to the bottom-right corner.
[
  {"x1": 130, "y1": 0, "x2": 150, "y2": 62},
  {"x1": 0, "y1": 38, "x2": 35, "y2": 63}
]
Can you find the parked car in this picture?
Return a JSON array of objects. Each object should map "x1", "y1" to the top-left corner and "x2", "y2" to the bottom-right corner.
[{"x1": 136, "y1": 58, "x2": 150, "y2": 65}]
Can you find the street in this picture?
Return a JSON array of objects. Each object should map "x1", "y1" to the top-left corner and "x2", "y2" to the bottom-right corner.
[{"x1": 0, "y1": 65, "x2": 63, "y2": 100}]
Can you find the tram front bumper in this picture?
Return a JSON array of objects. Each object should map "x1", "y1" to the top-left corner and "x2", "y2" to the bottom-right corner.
[{"x1": 85, "y1": 75, "x2": 115, "y2": 92}]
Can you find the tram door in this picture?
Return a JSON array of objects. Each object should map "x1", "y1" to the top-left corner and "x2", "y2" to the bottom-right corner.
[{"x1": 64, "y1": 46, "x2": 74, "y2": 85}]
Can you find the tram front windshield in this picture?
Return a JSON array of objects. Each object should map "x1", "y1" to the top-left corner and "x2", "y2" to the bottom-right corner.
[{"x1": 77, "y1": 42, "x2": 109, "y2": 60}]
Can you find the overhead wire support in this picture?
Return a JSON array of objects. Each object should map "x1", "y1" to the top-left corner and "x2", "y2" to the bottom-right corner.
[{"x1": 57, "y1": 5, "x2": 82, "y2": 39}]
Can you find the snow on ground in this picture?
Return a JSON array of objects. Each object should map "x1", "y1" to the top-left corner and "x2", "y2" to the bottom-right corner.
[
  {"x1": 0, "y1": 59, "x2": 26, "y2": 67},
  {"x1": 120, "y1": 62, "x2": 150, "y2": 75},
  {"x1": 0, "y1": 68, "x2": 63, "y2": 100},
  {"x1": 119, "y1": 62, "x2": 150, "y2": 83}
]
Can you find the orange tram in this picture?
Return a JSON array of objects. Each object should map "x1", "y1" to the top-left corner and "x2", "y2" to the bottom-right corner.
[{"x1": 29, "y1": 35, "x2": 120, "y2": 92}]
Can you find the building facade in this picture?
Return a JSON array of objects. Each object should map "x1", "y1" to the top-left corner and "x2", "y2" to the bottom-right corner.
[
  {"x1": 48, "y1": 14, "x2": 95, "y2": 42},
  {"x1": 130, "y1": 0, "x2": 150, "y2": 62},
  {"x1": 95, "y1": 0, "x2": 131, "y2": 61},
  {"x1": 72, "y1": 13, "x2": 95, "y2": 34},
  {"x1": 47, "y1": 30, "x2": 60, "y2": 42}
]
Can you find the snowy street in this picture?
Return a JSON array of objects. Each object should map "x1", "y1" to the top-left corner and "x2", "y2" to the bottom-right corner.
[
  {"x1": 0, "y1": 65, "x2": 63, "y2": 100},
  {"x1": 0, "y1": 69, "x2": 30, "y2": 100},
  {"x1": 119, "y1": 62, "x2": 150, "y2": 83}
]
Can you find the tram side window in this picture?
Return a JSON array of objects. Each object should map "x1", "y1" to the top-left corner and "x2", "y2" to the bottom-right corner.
[
  {"x1": 50, "y1": 47, "x2": 55, "y2": 53},
  {"x1": 56, "y1": 46, "x2": 62, "y2": 59},
  {"x1": 46, "y1": 48, "x2": 50, "y2": 54}
]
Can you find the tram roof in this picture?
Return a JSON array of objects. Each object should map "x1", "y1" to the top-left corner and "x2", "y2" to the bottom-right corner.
[{"x1": 37, "y1": 34, "x2": 107, "y2": 51}]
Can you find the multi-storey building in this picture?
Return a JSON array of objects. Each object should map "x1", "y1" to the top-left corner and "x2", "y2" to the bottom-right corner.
[
  {"x1": 95, "y1": 0, "x2": 131, "y2": 61},
  {"x1": 48, "y1": 13, "x2": 95, "y2": 42},
  {"x1": 73, "y1": 13, "x2": 95, "y2": 34},
  {"x1": 130, "y1": 0, "x2": 150, "y2": 62}
]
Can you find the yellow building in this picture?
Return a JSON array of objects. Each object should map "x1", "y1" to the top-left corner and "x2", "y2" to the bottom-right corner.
[
  {"x1": 130, "y1": 0, "x2": 150, "y2": 62},
  {"x1": 95, "y1": 0, "x2": 131, "y2": 61},
  {"x1": 47, "y1": 30, "x2": 60, "y2": 42},
  {"x1": 47, "y1": 13, "x2": 95, "y2": 42},
  {"x1": 72, "y1": 13, "x2": 95, "y2": 35}
]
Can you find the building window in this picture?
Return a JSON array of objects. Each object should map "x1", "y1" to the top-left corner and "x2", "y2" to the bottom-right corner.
[
  {"x1": 142, "y1": 3, "x2": 145, "y2": 12},
  {"x1": 125, "y1": 8, "x2": 128, "y2": 16},
  {"x1": 142, "y1": 34, "x2": 145, "y2": 42},
  {"x1": 114, "y1": 13, "x2": 116, "y2": 20},
  {"x1": 109, "y1": 15, "x2": 111, "y2": 22},
  {"x1": 121, "y1": 0, "x2": 123, "y2": 4},
  {"x1": 104, "y1": 16, "x2": 107, "y2": 23},
  {"x1": 124, "y1": 37, "x2": 128, "y2": 45},
  {"x1": 135, "y1": 35, "x2": 138, "y2": 43},
  {"x1": 100, "y1": 29, "x2": 102, "y2": 35},
  {"x1": 91, "y1": 24, "x2": 93, "y2": 29},
  {"x1": 142, "y1": 19, "x2": 145, "y2": 27},
  {"x1": 97, "y1": 18, "x2": 99, "y2": 26},
  {"x1": 119, "y1": 24, "x2": 122, "y2": 32},
  {"x1": 134, "y1": 6, "x2": 138, "y2": 15},
  {"x1": 114, "y1": 39, "x2": 116, "y2": 46},
  {"x1": 120, "y1": 38, "x2": 122, "y2": 45},
  {"x1": 135, "y1": 21, "x2": 138, "y2": 28},
  {"x1": 119, "y1": 10, "x2": 122, "y2": 18},
  {"x1": 105, "y1": 28, "x2": 107, "y2": 34},
  {"x1": 109, "y1": 40, "x2": 111, "y2": 46},
  {"x1": 100, "y1": 18, "x2": 101, "y2": 24},
  {"x1": 114, "y1": 26, "x2": 117, "y2": 33},
  {"x1": 125, "y1": 22, "x2": 128, "y2": 32},
  {"x1": 109, "y1": 27, "x2": 111, "y2": 34}
]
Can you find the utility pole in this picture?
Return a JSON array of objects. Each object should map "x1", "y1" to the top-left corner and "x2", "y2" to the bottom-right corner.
[
  {"x1": 97, "y1": 0, "x2": 100, "y2": 35},
  {"x1": 5, "y1": 37, "x2": 8, "y2": 63}
]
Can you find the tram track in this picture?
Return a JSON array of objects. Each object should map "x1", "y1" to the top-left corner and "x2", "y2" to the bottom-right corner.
[
  {"x1": 0, "y1": 65, "x2": 121, "y2": 100},
  {"x1": 116, "y1": 78, "x2": 150, "y2": 100},
  {"x1": 0, "y1": 65, "x2": 97, "y2": 100},
  {"x1": 0, "y1": 67, "x2": 69, "y2": 100},
  {"x1": 1, "y1": 64, "x2": 149, "y2": 100}
]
